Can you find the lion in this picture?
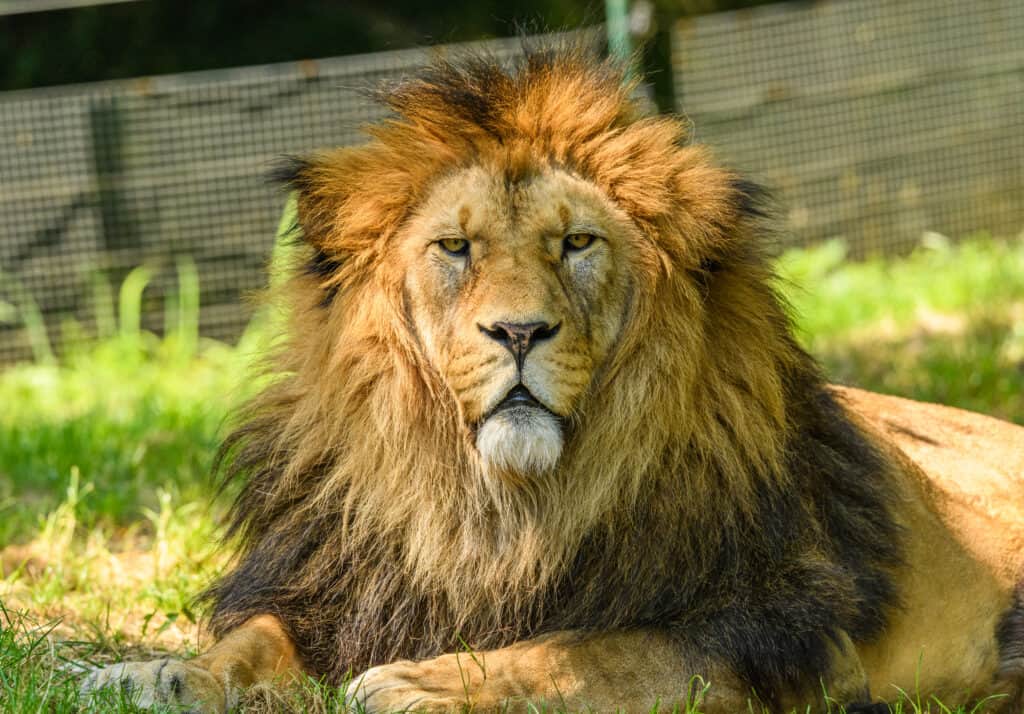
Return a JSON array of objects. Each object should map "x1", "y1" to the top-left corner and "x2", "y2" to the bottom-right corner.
[{"x1": 82, "y1": 46, "x2": 1024, "y2": 713}]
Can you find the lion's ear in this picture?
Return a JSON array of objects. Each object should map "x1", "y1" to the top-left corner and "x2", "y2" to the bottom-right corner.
[
  {"x1": 270, "y1": 154, "x2": 360, "y2": 304},
  {"x1": 702, "y1": 175, "x2": 772, "y2": 270},
  {"x1": 681, "y1": 175, "x2": 772, "y2": 297},
  {"x1": 269, "y1": 155, "x2": 345, "y2": 253},
  {"x1": 727, "y1": 177, "x2": 772, "y2": 226}
]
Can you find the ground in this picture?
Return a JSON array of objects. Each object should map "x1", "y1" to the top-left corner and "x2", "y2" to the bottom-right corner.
[{"x1": 1, "y1": 234, "x2": 1023, "y2": 712}]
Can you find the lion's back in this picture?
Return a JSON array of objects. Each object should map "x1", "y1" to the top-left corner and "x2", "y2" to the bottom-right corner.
[{"x1": 837, "y1": 385, "x2": 1024, "y2": 577}]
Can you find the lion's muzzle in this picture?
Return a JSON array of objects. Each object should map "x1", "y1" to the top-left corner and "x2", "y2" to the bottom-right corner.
[{"x1": 476, "y1": 383, "x2": 564, "y2": 477}]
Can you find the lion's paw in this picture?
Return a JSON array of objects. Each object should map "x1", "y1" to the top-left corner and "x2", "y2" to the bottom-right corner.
[
  {"x1": 351, "y1": 660, "x2": 475, "y2": 713},
  {"x1": 80, "y1": 658, "x2": 227, "y2": 713}
]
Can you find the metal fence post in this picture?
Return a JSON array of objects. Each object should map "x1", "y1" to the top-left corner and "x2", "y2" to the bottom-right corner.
[{"x1": 605, "y1": 0, "x2": 632, "y2": 66}]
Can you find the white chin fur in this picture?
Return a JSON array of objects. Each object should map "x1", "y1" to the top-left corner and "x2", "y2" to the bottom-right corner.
[{"x1": 476, "y1": 407, "x2": 563, "y2": 476}]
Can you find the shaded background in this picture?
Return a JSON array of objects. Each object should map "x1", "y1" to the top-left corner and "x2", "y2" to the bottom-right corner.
[{"x1": 0, "y1": 0, "x2": 599, "y2": 90}]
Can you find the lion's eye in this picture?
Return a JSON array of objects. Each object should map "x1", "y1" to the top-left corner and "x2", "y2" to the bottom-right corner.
[
  {"x1": 563, "y1": 233, "x2": 596, "y2": 254},
  {"x1": 438, "y1": 238, "x2": 469, "y2": 257}
]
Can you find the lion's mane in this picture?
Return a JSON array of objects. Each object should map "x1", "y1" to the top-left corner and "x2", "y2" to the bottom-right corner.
[{"x1": 204, "y1": 45, "x2": 903, "y2": 704}]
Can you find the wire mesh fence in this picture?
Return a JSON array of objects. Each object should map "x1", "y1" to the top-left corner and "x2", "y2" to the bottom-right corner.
[
  {"x1": 0, "y1": 36, "x2": 535, "y2": 362},
  {"x1": 1, "y1": 0, "x2": 1022, "y2": 363},
  {"x1": 672, "y1": 0, "x2": 1024, "y2": 254}
]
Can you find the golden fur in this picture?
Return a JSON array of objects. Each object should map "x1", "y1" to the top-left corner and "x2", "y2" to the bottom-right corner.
[{"x1": 82, "y1": 45, "x2": 1024, "y2": 713}]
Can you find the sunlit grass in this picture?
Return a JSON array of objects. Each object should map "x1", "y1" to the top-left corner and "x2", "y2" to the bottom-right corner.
[
  {"x1": 0, "y1": 261, "x2": 268, "y2": 542},
  {"x1": 778, "y1": 232, "x2": 1024, "y2": 345},
  {"x1": 1, "y1": 232, "x2": 1022, "y2": 711},
  {"x1": 0, "y1": 261, "x2": 261, "y2": 711},
  {"x1": 778, "y1": 233, "x2": 1024, "y2": 423}
]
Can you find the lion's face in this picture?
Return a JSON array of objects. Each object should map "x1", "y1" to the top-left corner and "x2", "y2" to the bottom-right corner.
[{"x1": 398, "y1": 165, "x2": 637, "y2": 476}]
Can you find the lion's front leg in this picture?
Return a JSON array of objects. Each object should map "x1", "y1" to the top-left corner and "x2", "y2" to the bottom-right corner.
[
  {"x1": 80, "y1": 614, "x2": 304, "y2": 712},
  {"x1": 354, "y1": 629, "x2": 881, "y2": 713},
  {"x1": 354, "y1": 629, "x2": 759, "y2": 713}
]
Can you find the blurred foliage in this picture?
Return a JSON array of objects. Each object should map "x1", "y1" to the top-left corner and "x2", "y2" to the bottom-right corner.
[
  {"x1": 0, "y1": 0, "x2": 775, "y2": 91},
  {"x1": 0, "y1": 261, "x2": 269, "y2": 545},
  {"x1": 0, "y1": 0, "x2": 586, "y2": 90},
  {"x1": 778, "y1": 234, "x2": 1024, "y2": 424}
]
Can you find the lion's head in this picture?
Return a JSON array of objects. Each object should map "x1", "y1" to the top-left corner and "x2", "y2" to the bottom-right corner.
[
  {"x1": 207, "y1": 46, "x2": 900, "y2": 684},
  {"x1": 266, "y1": 48, "x2": 789, "y2": 494}
]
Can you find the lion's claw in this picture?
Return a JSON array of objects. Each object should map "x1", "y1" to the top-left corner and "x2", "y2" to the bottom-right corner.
[{"x1": 80, "y1": 658, "x2": 227, "y2": 713}]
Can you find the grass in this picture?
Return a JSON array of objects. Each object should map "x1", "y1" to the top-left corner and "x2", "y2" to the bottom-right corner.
[
  {"x1": 1, "y1": 233, "x2": 1022, "y2": 712},
  {"x1": 778, "y1": 233, "x2": 1024, "y2": 423}
]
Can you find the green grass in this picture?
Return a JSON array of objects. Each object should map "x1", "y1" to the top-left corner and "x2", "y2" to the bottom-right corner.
[
  {"x1": 0, "y1": 261, "x2": 275, "y2": 539},
  {"x1": 777, "y1": 234, "x2": 1024, "y2": 422},
  {"x1": 1, "y1": 233, "x2": 1022, "y2": 712},
  {"x1": 0, "y1": 262, "x2": 266, "y2": 712}
]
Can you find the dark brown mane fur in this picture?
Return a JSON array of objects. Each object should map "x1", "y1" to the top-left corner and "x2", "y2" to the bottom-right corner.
[{"x1": 202, "y1": 44, "x2": 904, "y2": 706}]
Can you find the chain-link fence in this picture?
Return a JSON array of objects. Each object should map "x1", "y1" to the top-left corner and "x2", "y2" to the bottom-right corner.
[
  {"x1": 1, "y1": 0, "x2": 1022, "y2": 362},
  {"x1": 673, "y1": 0, "x2": 1023, "y2": 254}
]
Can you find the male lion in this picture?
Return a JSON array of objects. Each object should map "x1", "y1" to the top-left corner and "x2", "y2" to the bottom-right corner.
[{"x1": 83, "y1": 47, "x2": 1023, "y2": 713}]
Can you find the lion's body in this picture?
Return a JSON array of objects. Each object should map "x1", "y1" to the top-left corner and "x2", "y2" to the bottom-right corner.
[
  {"x1": 843, "y1": 388, "x2": 1024, "y2": 704},
  {"x1": 82, "y1": 45, "x2": 1024, "y2": 713}
]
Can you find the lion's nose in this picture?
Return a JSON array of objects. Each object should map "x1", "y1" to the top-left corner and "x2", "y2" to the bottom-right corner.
[{"x1": 478, "y1": 320, "x2": 560, "y2": 368}]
